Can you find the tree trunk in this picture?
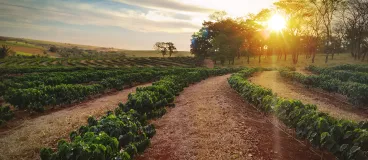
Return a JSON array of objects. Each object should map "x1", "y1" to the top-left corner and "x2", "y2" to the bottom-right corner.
[
  {"x1": 284, "y1": 54, "x2": 287, "y2": 61},
  {"x1": 331, "y1": 53, "x2": 334, "y2": 60},
  {"x1": 325, "y1": 53, "x2": 329, "y2": 63},
  {"x1": 259, "y1": 54, "x2": 261, "y2": 63},
  {"x1": 247, "y1": 55, "x2": 250, "y2": 64},
  {"x1": 361, "y1": 52, "x2": 366, "y2": 61},
  {"x1": 312, "y1": 53, "x2": 316, "y2": 63},
  {"x1": 296, "y1": 53, "x2": 299, "y2": 64}
]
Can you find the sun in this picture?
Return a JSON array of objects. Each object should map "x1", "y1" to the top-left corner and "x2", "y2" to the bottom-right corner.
[{"x1": 268, "y1": 14, "x2": 286, "y2": 32}]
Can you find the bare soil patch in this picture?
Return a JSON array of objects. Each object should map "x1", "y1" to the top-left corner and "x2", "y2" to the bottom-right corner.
[
  {"x1": 249, "y1": 71, "x2": 368, "y2": 121},
  {"x1": 0, "y1": 83, "x2": 151, "y2": 160},
  {"x1": 137, "y1": 75, "x2": 333, "y2": 160},
  {"x1": 9, "y1": 46, "x2": 44, "y2": 55}
]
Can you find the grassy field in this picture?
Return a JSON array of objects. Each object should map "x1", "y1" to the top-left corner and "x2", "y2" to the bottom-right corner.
[
  {"x1": 0, "y1": 37, "x2": 192, "y2": 58},
  {"x1": 15, "y1": 51, "x2": 33, "y2": 56},
  {"x1": 0, "y1": 41, "x2": 43, "y2": 49},
  {"x1": 218, "y1": 53, "x2": 368, "y2": 69}
]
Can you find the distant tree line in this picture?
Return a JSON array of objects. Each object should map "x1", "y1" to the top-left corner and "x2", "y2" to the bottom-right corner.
[{"x1": 190, "y1": 0, "x2": 368, "y2": 65}]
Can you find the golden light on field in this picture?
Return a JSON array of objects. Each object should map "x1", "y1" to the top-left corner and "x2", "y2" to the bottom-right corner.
[{"x1": 268, "y1": 14, "x2": 286, "y2": 32}]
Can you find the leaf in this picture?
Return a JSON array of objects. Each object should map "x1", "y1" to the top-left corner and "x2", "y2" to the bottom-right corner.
[
  {"x1": 349, "y1": 146, "x2": 361, "y2": 155},
  {"x1": 340, "y1": 144, "x2": 349, "y2": 152}
]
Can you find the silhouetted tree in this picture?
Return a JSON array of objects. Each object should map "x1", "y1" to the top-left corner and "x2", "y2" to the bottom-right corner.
[
  {"x1": 154, "y1": 42, "x2": 168, "y2": 57},
  {"x1": 154, "y1": 42, "x2": 177, "y2": 57},
  {"x1": 0, "y1": 45, "x2": 11, "y2": 59},
  {"x1": 49, "y1": 46, "x2": 58, "y2": 52},
  {"x1": 166, "y1": 42, "x2": 177, "y2": 57}
]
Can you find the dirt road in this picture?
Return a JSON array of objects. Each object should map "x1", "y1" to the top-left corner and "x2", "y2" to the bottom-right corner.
[
  {"x1": 0, "y1": 83, "x2": 151, "y2": 160},
  {"x1": 137, "y1": 75, "x2": 332, "y2": 160},
  {"x1": 249, "y1": 71, "x2": 367, "y2": 121}
]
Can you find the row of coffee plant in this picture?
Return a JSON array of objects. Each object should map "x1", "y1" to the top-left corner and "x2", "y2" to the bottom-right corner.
[
  {"x1": 0, "y1": 105, "x2": 13, "y2": 125},
  {"x1": 0, "y1": 57, "x2": 197, "y2": 68},
  {"x1": 40, "y1": 67, "x2": 241, "y2": 160},
  {"x1": 307, "y1": 65, "x2": 368, "y2": 85},
  {"x1": 279, "y1": 69, "x2": 368, "y2": 106},
  {"x1": 3, "y1": 68, "x2": 217, "y2": 112},
  {"x1": 328, "y1": 64, "x2": 368, "y2": 73},
  {"x1": 228, "y1": 68, "x2": 368, "y2": 160},
  {"x1": 0, "y1": 68, "x2": 152, "y2": 96},
  {"x1": 0, "y1": 66, "x2": 114, "y2": 75}
]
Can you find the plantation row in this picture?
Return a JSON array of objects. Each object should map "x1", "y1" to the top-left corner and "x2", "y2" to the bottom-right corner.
[
  {"x1": 307, "y1": 65, "x2": 368, "y2": 85},
  {"x1": 0, "y1": 105, "x2": 13, "y2": 125},
  {"x1": 0, "y1": 67, "x2": 168, "y2": 96},
  {"x1": 2, "y1": 68, "x2": 215, "y2": 112},
  {"x1": 228, "y1": 68, "x2": 368, "y2": 160},
  {"x1": 0, "y1": 66, "x2": 119, "y2": 75},
  {"x1": 0, "y1": 57, "x2": 197, "y2": 68},
  {"x1": 279, "y1": 69, "x2": 368, "y2": 106},
  {"x1": 1, "y1": 68, "x2": 142, "y2": 93},
  {"x1": 40, "y1": 68, "x2": 241, "y2": 160},
  {"x1": 329, "y1": 64, "x2": 368, "y2": 73}
]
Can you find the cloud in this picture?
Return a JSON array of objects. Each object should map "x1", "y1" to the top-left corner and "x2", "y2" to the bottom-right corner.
[
  {"x1": 0, "y1": 0, "x2": 203, "y2": 33},
  {"x1": 0, "y1": 0, "x2": 275, "y2": 50},
  {"x1": 112, "y1": 0, "x2": 215, "y2": 14}
]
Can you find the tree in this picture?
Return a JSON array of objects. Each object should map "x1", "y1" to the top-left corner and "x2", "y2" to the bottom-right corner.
[
  {"x1": 166, "y1": 42, "x2": 177, "y2": 57},
  {"x1": 310, "y1": 0, "x2": 343, "y2": 63},
  {"x1": 209, "y1": 11, "x2": 228, "y2": 21},
  {"x1": 0, "y1": 45, "x2": 11, "y2": 59},
  {"x1": 49, "y1": 46, "x2": 58, "y2": 52},
  {"x1": 154, "y1": 42, "x2": 167, "y2": 57},
  {"x1": 191, "y1": 16, "x2": 250, "y2": 63},
  {"x1": 211, "y1": 33, "x2": 238, "y2": 65},
  {"x1": 338, "y1": 0, "x2": 368, "y2": 61}
]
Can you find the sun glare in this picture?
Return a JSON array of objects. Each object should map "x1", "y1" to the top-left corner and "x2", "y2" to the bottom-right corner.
[{"x1": 268, "y1": 14, "x2": 286, "y2": 32}]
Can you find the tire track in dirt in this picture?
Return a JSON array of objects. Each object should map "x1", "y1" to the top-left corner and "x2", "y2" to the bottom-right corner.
[
  {"x1": 137, "y1": 75, "x2": 332, "y2": 160},
  {"x1": 0, "y1": 83, "x2": 151, "y2": 160},
  {"x1": 248, "y1": 71, "x2": 367, "y2": 122}
]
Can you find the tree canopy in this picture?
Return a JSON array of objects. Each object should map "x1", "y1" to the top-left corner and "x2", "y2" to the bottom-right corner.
[
  {"x1": 154, "y1": 42, "x2": 177, "y2": 57},
  {"x1": 190, "y1": 0, "x2": 368, "y2": 64}
]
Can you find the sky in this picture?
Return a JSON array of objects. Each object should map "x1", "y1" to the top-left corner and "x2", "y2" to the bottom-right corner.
[{"x1": 0, "y1": 0, "x2": 275, "y2": 51}]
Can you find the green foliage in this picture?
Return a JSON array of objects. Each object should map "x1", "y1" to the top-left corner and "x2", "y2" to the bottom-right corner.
[
  {"x1": 0, "y1": 105, "x2": 14, "y2": 125},
  {"x1": 307, "y1": 65, "x2": 368, "y2": 85},
  {"x1": 228, "y1": 68, "x2": 368, "y2": 160},
  {"x1": 0, "y1": 57, "x2": 199, "y2": 68},
  {"x1": 329, "y1": 64, "x2": 368, "y2": 73}
]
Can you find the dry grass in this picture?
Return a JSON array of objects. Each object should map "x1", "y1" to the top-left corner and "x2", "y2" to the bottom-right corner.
[{"x1": 221, "y1": 53, "x2": 368, "y2": 69}]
